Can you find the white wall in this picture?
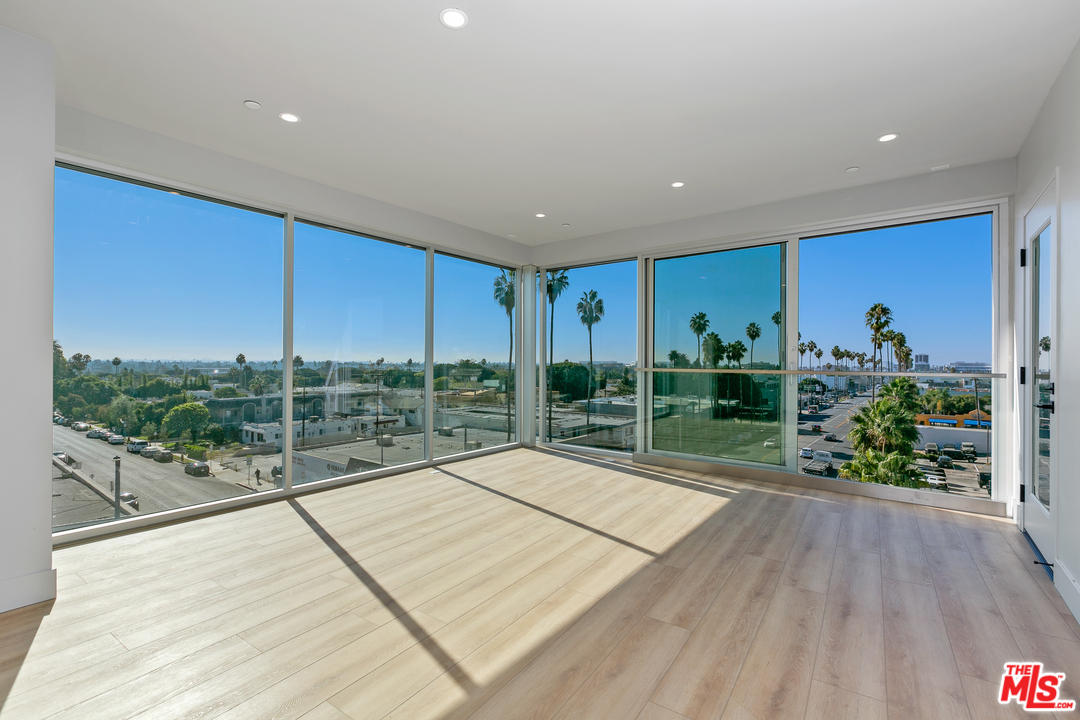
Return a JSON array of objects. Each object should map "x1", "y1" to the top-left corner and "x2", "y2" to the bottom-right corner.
[
  {"x1": 55, "y1": 106, "x2": 531, "y2": 268},
  {"x1": 1016, "y1": 36, "x2": 1080, "y2": 621},
  {"x1": 0, "y1": 27, "x2": 57, "y2": 612},
  {"x1": 532, "y1": 158, "x2": 1016, "y2": 267}
]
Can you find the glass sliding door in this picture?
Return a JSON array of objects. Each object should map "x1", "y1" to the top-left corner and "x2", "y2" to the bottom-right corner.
[
  {"x1": 291, "y1": 221, "x2": 426, "y2": 484},
  {"x1": 433, "y1": 253, "x2": 518, "y2": 458},
  {"x1": 52, "y1": 166, "x2": 284, "y2": 530},
  {"x1": 542, "y1": 261, "x2": 638, "y2": 452},
  {"x1": 650, "y1": 244, "x2": 786, "y2": 464}
]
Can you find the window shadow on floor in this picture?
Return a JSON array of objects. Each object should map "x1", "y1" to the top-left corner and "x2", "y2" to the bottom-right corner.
[
  {"x1": 286, "y1": 498, "x2": 477, "y2": 692},
  {"x1": 0, "y1": 600, "x2": 53, "y2": 711}
]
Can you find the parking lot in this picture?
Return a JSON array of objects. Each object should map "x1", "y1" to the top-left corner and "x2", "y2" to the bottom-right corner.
[{"x1": 796, "y1": 391, "x2": 991, "y2": 498}]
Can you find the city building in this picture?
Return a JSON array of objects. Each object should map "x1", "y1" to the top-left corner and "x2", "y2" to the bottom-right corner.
[{"x1": 5, "y1": 6, "x2": 1080, "y2": 719}]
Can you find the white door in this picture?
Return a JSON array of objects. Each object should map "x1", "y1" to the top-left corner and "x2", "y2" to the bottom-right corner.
[{"x1": 1024, "y1": 179, "x2": 1057, "y2": 561}]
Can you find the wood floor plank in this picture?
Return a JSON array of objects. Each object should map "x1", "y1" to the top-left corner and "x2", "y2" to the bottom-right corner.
[
  {"x1": 959, "y1": 674, "x2": 1032, "y2": 720},
  {"x1": 914, "y1": 505, "x2": 967, "y2": 550},
  {"x1": 882, "y1": 577, "x2": 971, "y2": 720},
  {"x1": 550, "y1": 616, "x2": 689, "y2": 720},
  {"x1": 836, "y1": 496, "x2": 880, "y2": 554},
  {"x1": 879, "y1": 503, "x2": 933, "y2": 586},
  {"x1": 812, "y1": 547, "x2": 886, "y2": 701},
  {"x1": 803, "y1": 680, "x2": 886, "y2": 720},
  {"x1": 721, "y1": 583, "x2": 826, "y2": 720},
  {"x1": 779, "y1": 505, "x2": 841, "y2": 595},
  {"x1": 636, "y1": 702, "x2": 693, "y2": 720},
  {"x1": 925, "y1": 544, "x2": 1023, "y2": 683},
  {"x1": 1009, "y1": 627, "x2": 1080, "y2": 716},
  {"x1": 745, "y1": 489, "x2": 810, "y2": 562},
  {"x1": 649, "y1": 554, "x2": 783, "y2": 719}
]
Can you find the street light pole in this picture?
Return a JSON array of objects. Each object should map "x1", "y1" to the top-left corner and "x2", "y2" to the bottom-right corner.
[{"x1": 113, "y1": 455, "x2": 121, "y2": 519}]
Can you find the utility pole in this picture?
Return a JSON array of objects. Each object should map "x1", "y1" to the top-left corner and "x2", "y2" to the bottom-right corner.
[{"x1": 113, "y1": 456, "x2": 121, "y2": 519}]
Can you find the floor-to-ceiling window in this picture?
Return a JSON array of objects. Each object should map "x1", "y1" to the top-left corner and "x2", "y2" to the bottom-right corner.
[
  {"x1": 291, "y1": 222, "x2": 426, "y2": 484},
  {"x1": 797, "y1": 214, "x2": 996, "y2": 499},
  {"x1": 433, "y1": 253, "x2": 518, "y2": 458},
  {"x1": 650, "y1": 244, "x2": 786, "y2": 464},
  {"x1": 542, "y1": 260, "x2": 638, "y2": 452},
  {"x1": 52, "y1": 165, "x2": 284, "y2": 530}
]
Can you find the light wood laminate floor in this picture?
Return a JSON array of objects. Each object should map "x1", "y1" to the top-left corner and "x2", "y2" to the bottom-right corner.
[{"x1": 2, "y1": 447, "x2": 1078, "y2": 720}]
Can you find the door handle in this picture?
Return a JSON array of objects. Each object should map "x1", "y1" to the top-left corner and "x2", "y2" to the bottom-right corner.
[{"x1": 1035, "y1": 402, "x2": 1055, "y2": 413}]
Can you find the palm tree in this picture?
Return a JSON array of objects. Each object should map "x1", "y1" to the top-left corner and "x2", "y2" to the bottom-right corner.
[
  {"x1": 806, "y1": 341, "x2": 818, "y2": 370},
  {"x1": 690, "y1": 312, "x2": 710, "y2": 367},
  {"x1": 864, "y1": 303, "x2": 893, "y2": 400},
  {"x1": 839, "y1": 448, "x2": 920, "y2": 487},
  {"x1": 493, "y1": 269, "x2": 516, "y2": 441},
  {"x1": 544, "y1": 270, "x2": 570, "y2": 441},
  {"x1": 703, "y1": 332, "x2": 723, "y2": 417},
  {"x1": 814, "y1": 347, "x2": 823, "y2": 371},
  {"x1": 745, "y1": 322, "x2": 761, "y2": 368},
  {"x1": 798, "y1": 342, "x2": 808, "y2": 369},
  {"x1": 111, "y1": 356, "x2": 122, "y2": 376},
  {"x1": 236, "y1": 353, "x2": 247, "y2": 389},
  {"x1": 727, "y1": 340, "x2": 747, "y2": 414},
  {"x1": 577, "y1": 290, "x2": 604, "y2": 429},
  {"x1": 771, "y1": 311, "x2": 783, "y2": 370},
  {"x1": 848, "y1": 398, "x2": 920, "y2": 455}
]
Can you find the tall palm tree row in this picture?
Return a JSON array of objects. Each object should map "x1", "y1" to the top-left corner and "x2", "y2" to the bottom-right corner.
[
  {"x1": 576, "y1": 290, "x2": 604, "y2": 429},
  {"x1": 864, "y1": 303, "x2": 893, "y2": 400},
  {"x1": 493, "y1": 269, "x2": 516, "y2": 441},
  {"x1": 544, "y1": 270, "x2": 569, "y2": 441}
]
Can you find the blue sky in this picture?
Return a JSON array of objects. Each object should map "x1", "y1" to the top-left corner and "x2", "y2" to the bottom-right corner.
[
  {"x1": 55, "y1": 167, "x2": 990, "y2": 369},
  {"x1": 547, "y1": 261, "x2": 637, "y2": 365},
  {"x1": 654, "y1": 244, "x2": 784, "y2": 367},
  {"x1": 799, "y1": 214, "x2": 992, "y2": 366}
]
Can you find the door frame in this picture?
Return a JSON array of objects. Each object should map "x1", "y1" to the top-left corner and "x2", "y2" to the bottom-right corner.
[{"x1": 1019, "y1": 169, "x2": 1059, "y2": 563}]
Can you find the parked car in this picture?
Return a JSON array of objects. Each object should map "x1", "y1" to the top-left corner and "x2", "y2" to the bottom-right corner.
[
  {"x1": 799, "y1": 447, "x2": 814, "y2": 459},
  {"x1": 99, "y1": 432, "x2": 115, "y2": 441},
  {"x1": 824, "y1": 433, "x2": 839, "y2": 442},
  {"x1": 184, "y1": 461, "x2": 211, "y2": 477},
  {"x1": 803, "y1": 451, "x2": 834, "y2": 476},
  {"x1": 126, "y1": 439, "x2": 150, "y2": 454},
  {"x1": 271, "y1": 466, "x2": 282, "y2": 479},
  {"x1": 86, "y1": 428, "x2": 105, "y2": 438},
  {"x1": 925, "y1": 443, "x2": 940, "y2": 455},
  {"x1": 72, "y1": 422, "x2": 89, "y2": 431},
  {"x1": 935, "y1": 455, "x2": 954, "y2": 468},
  {"x1": 108, "y1": 434, "x2": 126, "y2": 445},
  {"x1": 140, "y1": 445, "x2": 164, "y2": 458},
  {"x1": 154, "y1": 450, "x2": 174, "y2": 463},
  {"x1": 763, "y1": 437, "x2": 777, "y2": 448},
  {"x1": 119, "y1": 492, "x2": 139, "y2": 511}
]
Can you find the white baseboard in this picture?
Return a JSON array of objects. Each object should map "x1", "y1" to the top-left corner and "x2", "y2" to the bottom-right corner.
[
  {"x1": 1054, "y1": 559, "x2": 1080, "y2": 626},
  {"x1": 0, "y1": 568, "x2": 56, "y2": 614}
]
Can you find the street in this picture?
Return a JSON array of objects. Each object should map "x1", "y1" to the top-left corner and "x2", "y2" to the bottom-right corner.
[{"x1": 52, "y1": 425, "x2": 256, "y2": 526}]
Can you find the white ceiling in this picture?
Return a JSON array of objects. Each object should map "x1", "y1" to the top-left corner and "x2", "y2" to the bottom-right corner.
[{"x1": 4, "y1": 1, "x2": 1080, "y2": 246}]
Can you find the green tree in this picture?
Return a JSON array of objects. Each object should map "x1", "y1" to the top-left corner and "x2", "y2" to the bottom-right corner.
[
  {"x1": 798, "y1": 342, "x2": 807, "y2": 369},
  {"x1": 878, "y1": 377, "x2": 921, "y2": 413},
  {"x1": 214, "y1": 386, "x2": 243, "y2": 398},
  {"x1": 112, "y1": 356, "x2": 122, "y2": 377},
  {"x1": 814, "y1": 347, "x2": 823, "y2": 370},
  {"x1": 689, "y1": 312, "x2": 710, "y2": 367},
  {"x1": 162, "y1": 402, "x2": 211, "y2": 443},
  {"x1": 53, "y1": 341, "x2": 72, "y2": 382},
  {"x1": 543, "y1": 270, "x2": 570, "y2": 440},
  {"x1": 576, "y1": 290, "x2": 605, "y2": 428},
  {"x1": 745, "y1": 322, "x2": 761, "y2": 368},
  {"x1": 493, "y1": 269, "x2": 516, "y2": 441},
  {"x1": 864, "y1": 303, "x2": 893, "y2": 399},
  {"x1": 249, "y1": 376, "x2": 266, "y2": 396},
  {"x1": 839, "y1": 449, "x2": 922, "y2": 487},
  {"x1": 549, "y1": 361, "x2": 591, "y2": 402},
  {"x1": 68, "y1": 352, "x2": 91, "y2": 375},
  {"x1": 848, "y1": 398, "x2": 919, "y2": 456},
  {"x1": 771, "y1": 311, "x2": 783, "y2": 370},
  {"x1": 204, "y1": 423, "x2": 226, "y2": 445}
]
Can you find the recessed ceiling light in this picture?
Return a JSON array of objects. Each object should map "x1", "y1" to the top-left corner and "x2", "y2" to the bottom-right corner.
[
  {"x1": 877, "y1": 133, "x2": 899, "y2": 143},
  {"x1": 562, "y1": 223, "x2": 570, "y2": 228},
  {"x1": 279, "y1": 113, "x2": 300, "y2": 123},
  {"x1": 535, "y1": 213, "x2": 546, "y2": 218},
  {"x1": 243, "y1": 100, "x2": 261, "y2": 110},
  {"x1": 846, "y1": 166, "x2": 859, "y2": 173},
  {"x1": 440, "y1": 8, "x2": 468, "y2": 28},
  {"x1": 671, "y1": 181, "x2": 685, "y2": 188}
]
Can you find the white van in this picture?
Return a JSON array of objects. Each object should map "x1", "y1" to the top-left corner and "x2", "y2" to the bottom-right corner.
[{"x1": 126, "y1": 439, "x2": 150, "y2": 454}]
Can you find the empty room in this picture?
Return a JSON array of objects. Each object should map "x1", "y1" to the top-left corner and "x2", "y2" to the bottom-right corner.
[{"x1": 3, "y1": 2, "x2": 1080, "y2": 719}]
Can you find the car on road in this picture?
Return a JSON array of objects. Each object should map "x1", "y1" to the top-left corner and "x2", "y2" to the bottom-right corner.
[
  {"x1": 71, "y1": 422, "x2": 89, "y2": 431},
  {"x1": 140, "y1": 445, "x2": 164, "y2": 458},
  {"x1": 154, "y1": 450, "x2": 174, "y2": 463},
  {"x1": 810, "y1": 424, "x2": 822, "y2": 432},
  {"x1": 799, "y1": 447, "x2": 813, "y2": 459},
  {"x1": 184, "y1": 461, "x2": 211, "y2": 477},
  {"x1": 86, "y1": 428, "x2": 105, "y2": 438},
  {"x1": 803, "y1": 450, "x2": 834, "y2": 476},
  {"x1": 126, "y1": 439, "x2": 150, "y2": 454},
  {"x1": 271, "y1": 466, "x2": 282, "y2": 479},
  {"x1": 98, "y1": 432, "x2": 116, "y2": 442},
  {"x1": 763, "y1": 437, "x2": 777, "y2": 448},
  {"x1": 935, "y1": 455, "x2": 954, "y2": 468},
  {"x1": 119, "y1": 492, "x2": 139, "y2": 510},
  {"x1": 824, "y1": 433, "x2": 839, "y2": 442},
  {"x1": 108, "y1": 435, "x2": 126, "y2": 445}
]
